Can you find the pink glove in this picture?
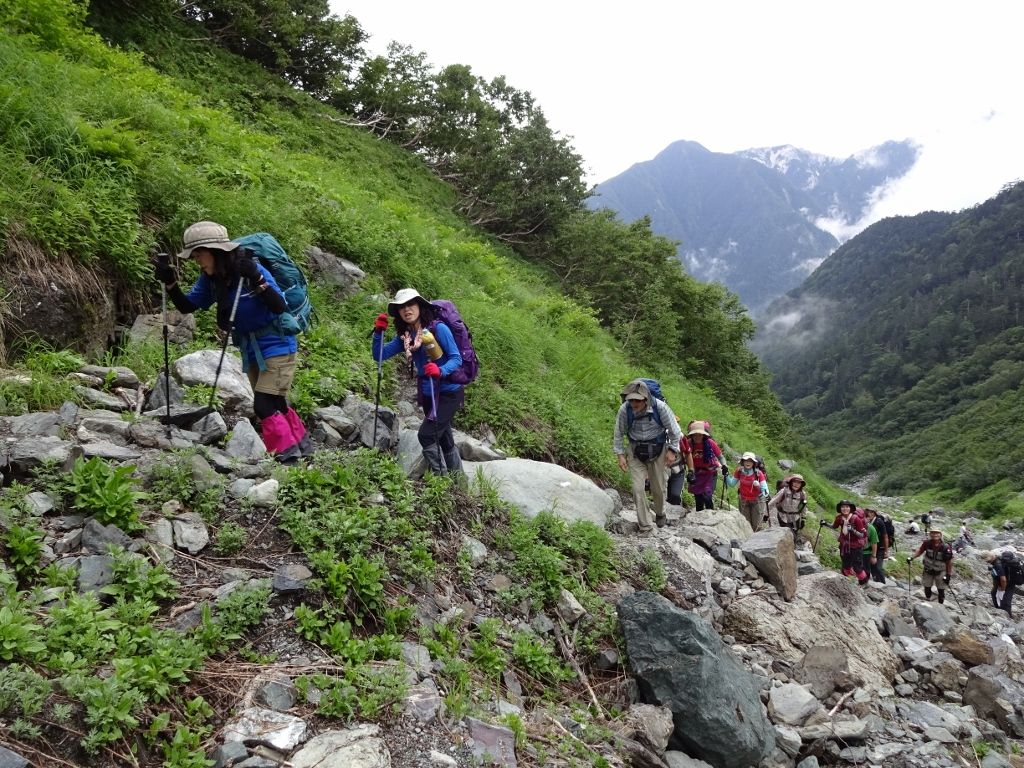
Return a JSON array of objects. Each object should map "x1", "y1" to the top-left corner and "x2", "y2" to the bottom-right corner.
[{"x1": 373, "y1": 313, "x2": 389, "y2": 333}]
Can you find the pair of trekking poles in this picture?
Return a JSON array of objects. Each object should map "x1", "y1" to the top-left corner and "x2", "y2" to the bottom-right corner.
[{"x1": 158, "y1": 252, "x2": 242, "y2": 437}]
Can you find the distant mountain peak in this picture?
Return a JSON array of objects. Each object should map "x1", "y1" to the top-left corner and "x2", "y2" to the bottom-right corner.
[{"x1": 590, "y1": 139, "x2": 920, "y2": 312}]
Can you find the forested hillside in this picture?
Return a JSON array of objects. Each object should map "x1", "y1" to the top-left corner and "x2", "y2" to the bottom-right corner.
[
  {"x1": 758, "y1": 181, "x2": 1024, "y2": 514},
  {"x1": 0, "y1": 0, "x2": 797, "y2": 479}
]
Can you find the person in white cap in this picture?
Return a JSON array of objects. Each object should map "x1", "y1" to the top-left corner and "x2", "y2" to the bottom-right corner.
[
  {"x1": 613, "y1": 379, "x2": 682, "y2": 533},
  {"x1": 372, "y1": 288, "x2": 464, "y2": 478},
  {"x1": 154, "y1": 221, "x2": 309, "y2": 462},
  {"x1": 733, "y1": 452, "x2": 769, "y2": 531}
]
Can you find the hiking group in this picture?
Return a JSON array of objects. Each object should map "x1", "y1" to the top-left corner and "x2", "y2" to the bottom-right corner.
[{"x1": 610, "y1": 377, "x2": 1024, "y2": 615}]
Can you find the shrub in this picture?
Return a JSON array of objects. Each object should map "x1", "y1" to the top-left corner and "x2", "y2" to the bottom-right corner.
[{"x1": 67, "y1": 457, "x2": 147, "y2": 531}]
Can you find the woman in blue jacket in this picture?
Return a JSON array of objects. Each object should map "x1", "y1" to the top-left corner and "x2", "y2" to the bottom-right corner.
[
  {"x1": 155, "y1": 221, "x2": 309, "y2": 462},
  {"x1": 372, "y1": 288, "x2": 463, "y2": 477}
]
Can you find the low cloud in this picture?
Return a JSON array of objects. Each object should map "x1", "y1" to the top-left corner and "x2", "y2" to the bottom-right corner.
[{"x1": 751, "y1": 292, "x2": 836, "y2": 356}]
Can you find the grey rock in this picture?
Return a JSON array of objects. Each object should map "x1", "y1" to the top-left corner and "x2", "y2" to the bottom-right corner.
[
  {"x1": 903, "y1": 700, "x2": 962, "y2": 736},
  {"x1": 271, "y1": 563, "x2": 312, "y2": 594},
  {"x1": 668, "y1": 538, "x2": 718, "y2": 577},
  {"x1": 74, "y1": 386, "x2": 129, "y2": 411},
  {"x1": 5, "y1": 436, "x2": 76, "y2": 476},
  {"x1": 964, "y1": 664, "x2": 1024, "y2": 737},
  {"x1": 555, "y1": 588, "x2": 586, "y2": 624},
  {"x1": 924, "y1": 726, "x2": 957, "y2": 743},
  {"x1": 0, "y1": 745, "x2": 29, "y2": 768},
  {"x1": 128, "y1": 420, "x2": 197, "y2": 450},
  {"x1": 53, "y1": 528, "x2": 83, "y2": 555},
  {"x1": 24, "y1": 491, "x2": 55, "y2": 516},
  {"x1": 81, "y1": 440, "x2": 142, "y2": 461},
  {"x1": 466, "y1": 717, "x2": 517, "y2": 767},
  {"x1": 913, "y1": 601, "x2": 955, "y2": 639},
  {"x1": 741, "y1": 527, "x2": 797, "y2": 601},
  {"x1": 129, "y1": 311, "x2": 195, "y2": 346},
  {"x1": 429, "y1": 750, "x2": 458, "y2": 767},
  {"x1": 54, "y1": 514, "x2": 85, "y2": 531},
  {"x1": 254, "y1": 679, "x2": 297, "y2": 712},
  {"x1": 304, "y1": 246, "x2": 365, "y2": 296},
  {"x1": 211, "y1": 740, "x2": 249, "y2": 768},
  {"x1": 57, "y1": 400, "x2": 79, "y2": 426},
  {"x1": 172, "y1": 512, "x2": 210, "y2": 554},
  {"x1": 665, "y1": 754, "x2": 714, "y2": 768},
  {"x1": 82, "y1": 518, "x2": 132, "y2": 553},
  {"x1": 454, "y1": 430, "x2": 506, "y2": 461},
  {"x1": 4, "y1": 411, "x2": 60, "y2": 437},
  {"x1": 172, "y1": 349, "x2": 254, "y2": 416},
  {"x1": 595, "y1": 649, "x2": 619, "y2": 670},
  {"x1": 80, "y1": 365, "x2": 140, "y2": 388},
  {"x1": 401, "y1": 642, "x2": 432, "y2": 680},
  {"x1": 405, "y1": 677, "x2": 445, "y2": 723},
  {"x1": 312, "y1": 405, "x2": 358, "y2": 438},
  {"x1": 797, "y1": 716, "x2": 867, "y2": 742},
  {"x1": 618, "y1": 591, "x2": 773, "y2": 768},
  {"x1": 225, "y1": 418, "x2": 266, "y2": 460},
  {"x1": 795, "y1": 758, "x2": 820, "y2": 768},
  {"x1": 141, "y1": 402, "x2": 212, "y2": 429},
  {"x1": 290, "y1": 725, "x2": 389, "y2": 768},
  {"x1": 793, "y1": 645, "x2": 853, "y2": 699},
  {"x1": 461, "y1": 534, "x2": 488, "y2": 565},
  {"x1": 228, "y1": 478, "x2": 256, "y2": 499},
  {"x1": 981, "y1": 753, "x2": 1014, "y2": 768},
  {"x1": 797, "y1": 560, "x2": 825, "y2": 576},
  {"x1": 396, "y1": 428, "x2": 427, "y2": 480},
  {"x1": 310, "y1": 421, "x2": 343, "y2": 448},
  {"x1": 245, "y1": 479, "x2": 279, "y2": 508},
  {"x1": 882, "y1": 613, "x2": 921, "y2": 638},
  {"x1": 189, "y1": 453, "x2": 222, "y2": 492},
  {"x1": 192, "y1": 412, "x2": 228, "y2": 445},
  {"x1": 768, "y1": 682, "x2": 823, "y2": 727},
  {"x1": 621, "y1": 703, "x2": 675, "y2": 754},
  {"x1": 77, "y1": 554, "x2": 115, "y2": 592},
  {"x1": 676, "y1": 508, "x2": 754, "y2": 549},
  {"x1": 79, "y1": 416, "x2": 131, "y2": 441},
  {"x1": 143, "y1": 370, "x2": 185, "y2": 413},
  {"x1": 221, "y1": 707, "x2": 307, "y2": 752}
]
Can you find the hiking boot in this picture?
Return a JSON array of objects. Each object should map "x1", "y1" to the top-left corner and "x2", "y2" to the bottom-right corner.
[
  {"x1": 637, "y1": 526, "x2": 655, "y2": 536},
  {"x1": 275, "y1": 443, "x2": 303, "y2": 465},
  {"x1": 297, "y1": 434, "x2": 316, "y2": 457},
  {"x1": 655, "y1": 515, "x2": 668, "y2": 528}
]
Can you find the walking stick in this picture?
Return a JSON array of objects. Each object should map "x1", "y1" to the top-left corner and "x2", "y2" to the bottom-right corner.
[
  {"x1": 812, "y1": 520, "x2": 826, "y2": 553},
  {"x1": 372, "y1": 329, "x2": 384, "y2": 448},
  {"x1": 719, "y1": 472, "x2": 727, "y2": 509},
  {"x1": 203, "y1": 279, "x2": 244, "y2": 418},
  {"x1": 159, "y1": 257, "x2": 172, "y2": 439},
  {"x1": 944, "y1": 579, "x2": 960, "y2": 611},
  {"x1": 905, "y1": 558, "x2": 913, "y2": 595}
]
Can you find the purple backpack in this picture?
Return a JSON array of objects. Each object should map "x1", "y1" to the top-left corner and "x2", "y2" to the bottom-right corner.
[{"x1": 430, "y1": 299, "x2": 479, "y2": 385}]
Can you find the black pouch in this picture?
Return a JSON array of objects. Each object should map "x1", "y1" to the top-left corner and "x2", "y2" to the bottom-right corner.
[{"x1": 632, "y1": 440, "x2": 663, "y2": 462}]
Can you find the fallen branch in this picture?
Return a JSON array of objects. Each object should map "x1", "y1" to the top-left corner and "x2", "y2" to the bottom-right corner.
[
  {"x1": 553, "y1": 621, "x2": 604, "y2": 719},
  {"x1": 828, "y1": 690, "x2": 853, "y2": 717}
]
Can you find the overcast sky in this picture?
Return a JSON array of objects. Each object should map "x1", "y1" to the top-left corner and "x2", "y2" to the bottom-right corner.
[{"x1": 330, "y1": 1, "x2": 1024, "y2": 227}]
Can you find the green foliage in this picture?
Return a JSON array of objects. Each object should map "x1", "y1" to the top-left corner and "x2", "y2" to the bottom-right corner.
[
  {"x1": 635, "y1": 548, "x2": 667, "y2": 592},
  {"x1": 3, "y1": 523, "x2": 44, "y2": 584},
  {"x1": 102, "y1": 547, "x2": 179, "y2": 604},
  {"x1": 67, "y1": 456, "x2": 147, "y2": 531},
  {"x1": 510, "y1": 632, "x2": 573, "y2": 685},
  {"x1": 0, "y1": 663, "x2": 51, "y2": 719},
  {"x1": 146, "y1": 449, "x2": 223, "y2": 522},
  {"x1": 0, "y1": 602, "x2": 46, "y2": 662},
  {"x1": 296, "y1": 665, "x2": 406, "y2": 721},
  {"x1": 213, "y1": 521, "x2": 247, "y2": 555}
]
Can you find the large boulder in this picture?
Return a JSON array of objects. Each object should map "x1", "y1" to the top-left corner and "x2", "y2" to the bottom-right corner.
[
  {"x1": 171, "y1": 349, "x2": 253, "y2": 416},
  {"x1": 676, "y1": 508, "x2": 753, "y2": 549},
  {"x1": 618, "y1": 591, "x2": 774, "y2": 768},
  {"x1": 465, "y1": 457, "x2": 613, "y2": 527},
  {"x1": 742, "y1": 527, "x2": 797, "y2": 601},
  {"x1": 964, "y1": 664, "x2": 1024, "y2": 737},
  {"x1": 304, "y1": 246, "x2": 366, "y2": 299},
  {"x1": 722, "y1": 571, "x2": 899, "y2": 694}
]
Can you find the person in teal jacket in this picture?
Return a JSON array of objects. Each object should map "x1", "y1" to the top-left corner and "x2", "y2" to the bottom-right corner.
[
  {"x1": 154, "y1": 221, "x2": 309, "y2": 462},
  {"x1": 372, "y1": 288, "x2": 464, "y2": 478}
]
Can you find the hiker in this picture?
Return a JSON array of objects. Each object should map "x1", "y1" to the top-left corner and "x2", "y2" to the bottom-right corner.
[
  {"x1": 985, "y1": 550, "x2": 1017, "y2": 618},
  {"x1": 733, "y1": 452, "x2": 769, "y2": 532},
  {"x1": 768, "y1": 474, "x2": 808, "y2": 541},
  {"x1": 613, "y1": 379, "x2": 682, "y2": 533},
  {"x1": 372, "y1": 288, "x2": 464, "y2": 479},
  {"x1": 906, "y1": 519, "x2": 921, "y2": 535},
  {"x1": 953, "y1": 523, "x2": 975, "y2": 553},
  {"x1": 921, "y1": 512, "x2": 932, "y2": 528},
  {"x1": 154, "y1": 221, "x2": 310, "y2": 462},
  {"x1": 673, "y1": 420, "x2": 726, "y2": 511},
  {"x1": 863, "y1": 508, "x2": 886, "y2": 584},
  {"x1": 907, "y1": 527, "x2": 954, "y2": 604},
  {"x1": 832, "y1": 500, "x2": 869, "y2": 585}
]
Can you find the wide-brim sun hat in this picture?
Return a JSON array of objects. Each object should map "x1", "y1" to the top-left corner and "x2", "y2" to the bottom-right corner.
[
  {"x1": 741, "y1": 451, "x2": 757, "y2": 461},
  {"x1": 621, "y1": 379, "x2": 651, "y2": 402},
  {"x1": 929, "y1": 526, "x2": 943, "y2": 535},
  {"x1": 687, "y1": 423, "x2": 709, "y2": 436},
  {"x1": 177, "y1": 221, "x2": 239, "y2": 260},
  {"x1": 387, "y1": 288, "x2": 430, "y2": 318},
  {"x1": 787, "y1": 473, "x2": 805, "y2": 485}
]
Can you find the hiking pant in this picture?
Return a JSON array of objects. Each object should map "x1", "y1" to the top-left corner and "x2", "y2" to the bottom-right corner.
[
  {"x1": 628, "y1": 445, "x2": 668, "y2": 532},
  {"x1": 666, "y1": 469, "x2": 685, "y2": 506},
  {"x1": 866, "y1": 550, "x2": 886, "y2": 584},
  {"x1": 779, "y1": 516, "x2": 804, "y2": 543},
  {"x1": 739, "y1": 499, "x2": 764, "y2": 532},
  {"x1": 841, "y1": 549, "x2": 867, "y2": 582},
  {"x1": 418, "y1": 388, "x2": 464, "y2": 477},
  {"x1": 992, "y1": 585, "x2": 1015, "y2": 618},
  {"x1": 921, "y1": 568, "x2": 946, "y2": 602}
]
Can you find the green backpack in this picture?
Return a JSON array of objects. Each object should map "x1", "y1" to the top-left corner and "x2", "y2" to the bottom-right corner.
[{"x1": 234, "y1": 233, "x2": 313, "y2": 335}]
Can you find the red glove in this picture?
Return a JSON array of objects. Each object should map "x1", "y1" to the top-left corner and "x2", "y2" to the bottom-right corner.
[
  {"x1": 423, "y1": 362, "x2": 441, "y2": 378},
  {"x1": 373, "y1": 313, "x2": 389, "y2": 333}
]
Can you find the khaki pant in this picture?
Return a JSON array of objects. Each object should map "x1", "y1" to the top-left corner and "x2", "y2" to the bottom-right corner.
[
  {"x1": 740, "y1": 498, "x2": 765, "y2": 532},
  {"x1": 628, "y1": 444, "x2": 668, "y2": 532},
  {"x1": 921, "y1": 569, "x2": 946, "y2": 591},
  {"x1": 247, "y1": 353, "x2": 297, "y2": 396}
]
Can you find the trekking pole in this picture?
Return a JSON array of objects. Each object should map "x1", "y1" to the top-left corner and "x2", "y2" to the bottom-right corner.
[
  {"x1": 372, "y1": 329, "x2": 384, "y2": 449},
  {"x1": 944, "y1": 580, "x2": 960, "y2": 611},
  {"x1": 429, "y1": 375, "x2": 438, "y2": 422},
  {"x1": 159, "y1": 255, "x2": 172, "y2": 439},
  {"x1": 904, "y1": 558, "x2": 913, "y2": 595},
  {"x1": 812, "y1": 520, "x2": 826, "y2": 553},
  {"x1": 205, "y1": 279, "x2": 244, "y2": 417}
]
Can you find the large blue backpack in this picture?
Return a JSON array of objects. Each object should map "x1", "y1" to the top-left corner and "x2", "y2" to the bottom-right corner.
[
  {"x1": 234, "y1": 233, "x2": 313, "y2": 335},
  {"x1": 429, "y1": 299, "x2": 479, "y2": 385}
]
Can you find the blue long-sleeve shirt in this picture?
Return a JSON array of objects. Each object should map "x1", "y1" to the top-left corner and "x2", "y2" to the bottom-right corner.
[
  {"x1": 184, "y1": 265, "x2": 297, "y2": 370},
  {"x1": 372, "y1": 322, "x2": 463, "y2": 397}
]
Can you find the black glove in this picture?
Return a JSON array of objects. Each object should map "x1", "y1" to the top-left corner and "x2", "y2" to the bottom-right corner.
[
  {"x1": 943, "y1": 574, "x2": 951, "y2": 585},
  {"x1": 906, "y1": 557, "x2": 912, "y2": 563},
  {"x1": 720, "y1": 465, "x2": 729, "y2": 477},
  {"x1": 152, "y1": 254, "x2": 176, "y2": 286},
  {"x1": 686, "y1": 471, "x2": 695, "y2": 484},
  {"x1": 237, "y1": 255, "x2": 262, "y2": 283}
]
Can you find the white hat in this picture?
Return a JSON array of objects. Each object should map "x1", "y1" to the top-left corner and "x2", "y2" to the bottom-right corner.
[
  {"x1": 177, "y1": 221, "x2": 239, "y2": 260},
  {"x1": 387, "y1": 288, "x2": 429, "y2": 317},
  {"x1": 741, "y1": 451, "x2": 757, "y2": 462}
]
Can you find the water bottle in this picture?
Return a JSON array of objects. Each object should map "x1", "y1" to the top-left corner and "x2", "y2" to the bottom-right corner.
[{"x1": 420, "y1": 329, "x2": 443, "y2": 361}]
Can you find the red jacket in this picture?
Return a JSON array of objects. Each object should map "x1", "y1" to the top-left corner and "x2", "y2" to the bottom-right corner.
[{"x1": 833, "y1": 512, "x2": 867, "y2": 553}]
